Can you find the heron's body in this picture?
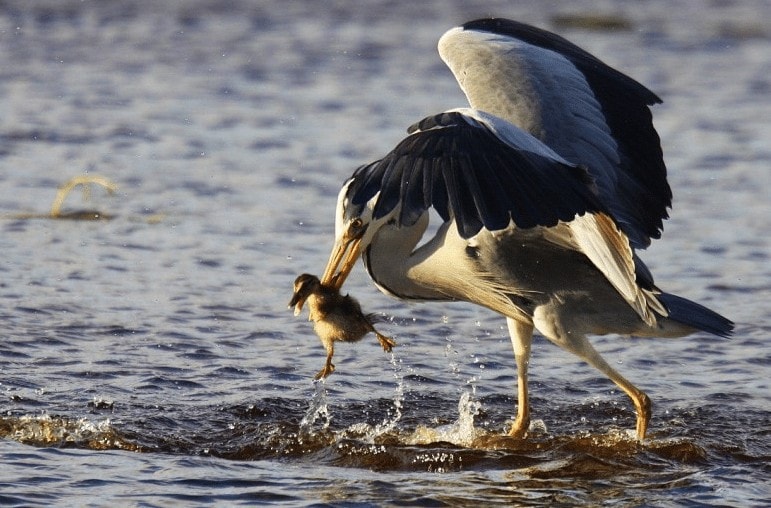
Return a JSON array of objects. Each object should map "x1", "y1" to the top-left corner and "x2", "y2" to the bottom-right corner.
[
  {"x1": 289, "y1": 273, "x2": 395, "y2": 379},
  {"x1": 315, "y1": 19, "x2": 733, "y2": 438},
  {"x1": 366, "y1": 216, "x2": 693, "y2": 338}
]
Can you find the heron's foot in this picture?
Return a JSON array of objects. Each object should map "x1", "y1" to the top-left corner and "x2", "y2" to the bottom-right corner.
[
  {"x1": 507, "y1": 416, "x2": 529, "y2": 439},
  {"x1": 633, "y1": 391, "x2": 652, "y2": 440},
  {"x1": 376, "y1": 333, "x2": 396, "y2": 353},
  {"x1": 314, "y1": 362, "x2": 335, "y2": 380}
]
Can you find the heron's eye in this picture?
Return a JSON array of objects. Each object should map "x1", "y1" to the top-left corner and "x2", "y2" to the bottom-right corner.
[{"x1": 351, "y1": 218, "x2": 363, "y2": 230}]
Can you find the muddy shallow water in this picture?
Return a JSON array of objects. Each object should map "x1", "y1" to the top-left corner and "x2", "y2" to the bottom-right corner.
[{"x1": 0, "y1": 0, "x2": 769, "y2": 505}]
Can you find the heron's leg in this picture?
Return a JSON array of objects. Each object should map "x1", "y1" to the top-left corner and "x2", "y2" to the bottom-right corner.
[
  {"x1": 506, "y1": 318, "x2": 533, "y2": 438},
  {"x1": 541, "y1": 330, "x2": 650, "y2": 440}
]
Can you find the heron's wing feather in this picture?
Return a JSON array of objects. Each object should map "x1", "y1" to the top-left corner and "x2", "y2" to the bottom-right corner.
[
  {"x1": 350, "y1": 109, "x2": 605, "y2": 239},
  {"x1": 566, "y1": 213, "x2": 665, "y2": 325},
  {"x1": 442, "y1": 19, "x2": 670, "y2": 248},
  {"x1": 535, "y1": 213, "x2": 665, "y2": 324},
  {"x1": 347, "y1": 109, "x2": 667, "y2": 322}
]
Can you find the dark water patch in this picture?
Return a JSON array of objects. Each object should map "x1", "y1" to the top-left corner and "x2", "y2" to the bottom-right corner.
[
  {"x1": 87, "y1": 399, "x2": 115, "y2": 412},
  {"x1": 180, "y1": 348, "x2": 221, "y2": 361},
  {"x1": 403, "y1": 373, "x2": 450, "y2": 386},
  {"x1": 13, "y1": 306, "x2": 54, "y2": 316},
  {"x1": 0, "y1": 351, "x2": 32, "y2": 365},
  {"x1": 3, "y1": 210, "x2": 113, "y2": 221},
  {"x1": 0, "y1": 129, "x2": 95, "y2": 145},
  {"x1": 136, "y1": 375, "x2": 207, "y2": 392},
  {"x1": 251, "y1": 138, "x2": 291, "y2": 151},
  {"x1": 74, "y1": 369, "x2": 122, "y2": 381},
  {"x1": 209, "y1": 366, "x2": 252, "y2": 378},
  {"x1": 107, "y1": 125, "x2": 158, "y2": 142},
  {"x1": 5, "y1": 395, "x2": 47, "y2": 408},
  {"x1": 195, "y1": 257, "x2": 222, "y2": 268},
  {"x1": 180, "y1": 180, "x2": 234, "y2": 198},
  {"x1": 117, "y1": 241, "x2": 161, "y2": 252},
  {"x1": 200, "y1": 303, "x2": 253, "y2": 315}
]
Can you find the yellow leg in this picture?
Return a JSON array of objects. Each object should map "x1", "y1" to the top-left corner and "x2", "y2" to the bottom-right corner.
[
  {"x1": 541, "y1": 328, "x2": 651, "y2": 440},
  {"x1": 621, "y1": 382, "x2": 651, "y2": 439},
  {"x1": 507, "y1": 318, "x2": 533, "y2": 438},
  {"x1": 577, "y1": 339, "x2": 651, "y2": 439}
]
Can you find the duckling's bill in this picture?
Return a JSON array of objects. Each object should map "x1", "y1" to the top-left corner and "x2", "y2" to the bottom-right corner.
[{"x1": 288, "y1": 292, "x2": 306, "y2": 316}]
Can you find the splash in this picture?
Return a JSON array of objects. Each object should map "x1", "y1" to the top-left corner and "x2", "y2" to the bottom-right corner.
[
  {"x1": 299, "y1": 379, "x2": 331, "y2": 433},
  {"x1": 404, "y1": 346, "x2": 489, "y2": 447},
  {"x1": 0, "y1": 414, "x2": 139, "y2": 450},
  {"x1": 316, "y1": 352, "x2": 406, "y2": 444},
  {"x1": 406, "y1": 390, "x2": 485, "y2": 447},
  {"x1": 370, "y1": 352, "x2": 404, "y2": 437}
]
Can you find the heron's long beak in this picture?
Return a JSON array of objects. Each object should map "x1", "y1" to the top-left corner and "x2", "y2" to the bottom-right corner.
[{"x1": 320, "y1": 231, "x2": 364, "y2": 290}]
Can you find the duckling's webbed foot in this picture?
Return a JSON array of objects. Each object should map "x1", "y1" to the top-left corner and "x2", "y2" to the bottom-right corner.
[
  {"x1": 376, "y1": 333, "x2": 396, "y2": 353},
  {"x1": 315, "y1": 349, "x2": 336, "y2": 380},
  {"x1": 315, "y1": 361, "x2": 335, "y2": 380}
]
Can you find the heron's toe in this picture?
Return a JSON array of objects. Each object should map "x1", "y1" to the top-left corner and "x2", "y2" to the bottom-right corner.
[{"x1": 507, "y1": 417, "x2": 529, "y2": 439}]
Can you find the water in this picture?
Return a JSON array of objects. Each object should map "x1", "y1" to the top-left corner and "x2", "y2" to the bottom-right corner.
[{"x1": 1, "y1": 0, "x2": 769, "y2": 505}]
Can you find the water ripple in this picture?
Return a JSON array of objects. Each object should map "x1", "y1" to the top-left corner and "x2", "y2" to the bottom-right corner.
[{"x1": 1, "y1": 0, "x2": 768, "y2": 505}]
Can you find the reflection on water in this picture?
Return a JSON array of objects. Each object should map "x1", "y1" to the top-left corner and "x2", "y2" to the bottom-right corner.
[{"x1": 1, "y1": 0, "x2": 769, "y2": 505}]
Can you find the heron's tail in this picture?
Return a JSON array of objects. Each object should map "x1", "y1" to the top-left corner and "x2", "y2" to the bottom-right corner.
[{"x1": 658, "y1": 292, "x2": 734, "y2": 338}]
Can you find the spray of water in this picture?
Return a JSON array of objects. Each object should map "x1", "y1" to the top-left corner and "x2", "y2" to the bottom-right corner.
[
  {"x1": 405, "y1": 348, "x2": 488, "y2": 447},
  {"x1": 370, "y1": 352, "x2": 404, "y2": 437},
  {"x1": 299, "y1": 379, "x2": 330, "y2": 433}
]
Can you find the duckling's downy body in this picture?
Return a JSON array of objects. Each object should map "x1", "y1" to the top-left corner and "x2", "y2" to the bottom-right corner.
[{"x1": 289, "y1": 273, "x2": 396, "y2": 379}]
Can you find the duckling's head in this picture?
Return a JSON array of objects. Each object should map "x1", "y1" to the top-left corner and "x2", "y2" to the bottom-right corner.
[{"x1": 289, "y1": 273, "x2": 322, "y2": 316}]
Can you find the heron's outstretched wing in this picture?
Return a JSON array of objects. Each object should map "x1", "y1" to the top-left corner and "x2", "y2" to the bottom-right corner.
[
  {"x1": 439, "y1": 19, "x2": 671, "y2": 248},
  {"x1": 347, "y1": 109, "x2": 605, "y2": 239},
  {"x1": 346, "y1": 108, "x2": 664, "y2": 322}
]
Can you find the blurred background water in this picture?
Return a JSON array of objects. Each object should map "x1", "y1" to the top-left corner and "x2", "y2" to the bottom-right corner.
[{"x1": 0, "y1": 0, "x2": 769, "y2": 505}]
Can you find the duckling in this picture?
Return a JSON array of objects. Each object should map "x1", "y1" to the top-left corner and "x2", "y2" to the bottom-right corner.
[{"x1": 289, "y1": 273, "x2": 396, "y2": 379}]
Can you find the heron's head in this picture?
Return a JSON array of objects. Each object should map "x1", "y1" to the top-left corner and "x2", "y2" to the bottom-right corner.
[{"x1": 320, "y1": 177, "x2": 388, "y2": 291}]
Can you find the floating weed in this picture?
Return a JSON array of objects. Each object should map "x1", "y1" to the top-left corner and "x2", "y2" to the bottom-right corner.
[
  {"x1": 49, "y1": 175, "x2": 118, "y2": 219},
  {"x1": 5, "y1": 174, "x2": 118, "y2": 221}
]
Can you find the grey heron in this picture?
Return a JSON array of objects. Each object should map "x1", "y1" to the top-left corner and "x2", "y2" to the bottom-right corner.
[{"x1": 317, "y1": 18, "x2": 733, "y2": 440}]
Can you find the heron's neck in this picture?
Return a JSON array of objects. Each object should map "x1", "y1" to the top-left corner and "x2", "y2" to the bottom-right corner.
[{"x1": 364, "y1": 214, "x2": 450, "y2": 301}]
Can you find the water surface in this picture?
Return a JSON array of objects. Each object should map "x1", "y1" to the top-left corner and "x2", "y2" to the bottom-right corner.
[{"x1": 1, "y1": 0, "x2": 769, "y2": 505}]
